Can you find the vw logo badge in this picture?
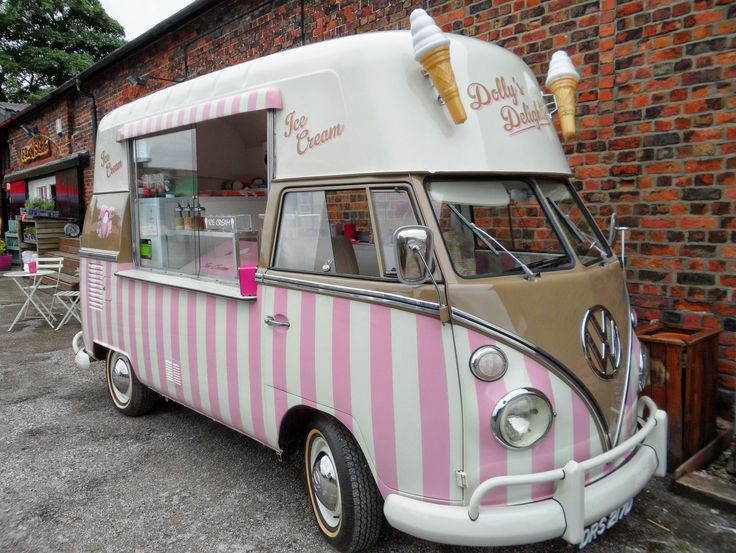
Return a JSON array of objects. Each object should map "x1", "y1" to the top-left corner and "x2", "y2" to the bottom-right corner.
[{"x1": 581, "y1": 306, "x2": 622, "y2": 379}]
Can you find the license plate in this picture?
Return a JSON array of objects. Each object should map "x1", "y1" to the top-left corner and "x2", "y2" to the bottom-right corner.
[{"x1": 579, "y1": 498, "x2": 634, "y2": 549}]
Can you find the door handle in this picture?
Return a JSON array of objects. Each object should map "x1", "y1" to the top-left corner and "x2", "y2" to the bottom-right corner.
[{"x1": 264, "y1": 315, "x2": 290, "y2": 329}]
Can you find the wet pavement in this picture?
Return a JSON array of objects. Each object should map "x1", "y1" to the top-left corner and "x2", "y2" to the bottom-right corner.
[{"x1": 0, "y1": 275, "x2": 734, "y2": 552}]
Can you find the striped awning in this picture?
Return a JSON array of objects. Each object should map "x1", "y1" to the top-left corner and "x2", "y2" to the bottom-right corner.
[{"x1": 117, "y1": 87, "x2": 282, "y2": 141}]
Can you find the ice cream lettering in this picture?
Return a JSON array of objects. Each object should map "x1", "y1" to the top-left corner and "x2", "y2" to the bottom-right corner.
[{"x1": 284, "y1": 111, "x2": 345, "y2": 156}]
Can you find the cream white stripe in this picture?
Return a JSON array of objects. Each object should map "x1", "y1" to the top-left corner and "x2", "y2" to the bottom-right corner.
[
  {"x1": 260, "y1": 286, "x2": 278, "y2": 446},
  {"x1": 502, "y1": 347, "x2": 533, "y2": 504},
  {"x1": 285, "y1": 289, "x2": 302, "y2": 408},
  {"x1": 349, "y1": 301, "x2": 374, "y2": 465},
  {"x1": 236, "y1": 301, "x2": 253, "y2": 434},
  {"x1": 147, "y1": 284, "x2": 161, "y2": 390},
  {"x1": 390, "y1": 309, "x2": 423, "y2": 497},
  {"x1": 215, "y1": 298, "x2": 231, "y2": 424},
  {"x1": 550, "y1": 374, "x2": 575, "y2": 469},
  {"x1": 314, "y1": 294, "x2": 334, "y2": 414},
  {"x1": 442, "y1": 325, "x2": 464, "y2": 501},
  {"x1": 196, "y1": 293, "x2": 210, "y2": 412},
  {"x1": 179, "y1": 290, "x2": 193, "y2": 405},
  {"x1": 456, "y1": 328, "x2": 481, "y2": 493}
]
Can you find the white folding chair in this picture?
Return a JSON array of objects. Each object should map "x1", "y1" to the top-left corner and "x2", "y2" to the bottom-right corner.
[
  {"x1": 34, "y1": 256, "x2": 65, "y2": 313},
  {"x1": 54, "y1": 290, "x2": 81, "y2": 330}
]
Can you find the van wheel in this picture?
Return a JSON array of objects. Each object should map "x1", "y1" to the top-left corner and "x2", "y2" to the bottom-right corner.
[
  {"x1": 304, "y1": 417, "x2": 383, "y2": 552},
  {"x1": 105, "y1": 351, "x2": 158, "y2": 416}
]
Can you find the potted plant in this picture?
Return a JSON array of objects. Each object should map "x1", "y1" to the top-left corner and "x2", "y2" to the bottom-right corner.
[
  {"x1": 0, "y1": 239, "x2": 12, "y2": 271},
  {"x1": 38, "y1": 199, "x2": 59, "y2": 217},
  {"x1": 23, "y1": 198, "x2": 43, "y2": 217}
]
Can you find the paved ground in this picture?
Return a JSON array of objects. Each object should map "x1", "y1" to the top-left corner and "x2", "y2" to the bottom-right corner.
[{"x1": 0, "y1": 275, "x2": 734, "y2": 552}]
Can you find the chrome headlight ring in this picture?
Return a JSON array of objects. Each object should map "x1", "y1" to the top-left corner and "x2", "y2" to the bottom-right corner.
[
  {"x1": 638, "y1": 342, "x2": 651, "y2": 392},
  {"x1": 492, "y1": 388, "x2": 555, "y2": 450}
]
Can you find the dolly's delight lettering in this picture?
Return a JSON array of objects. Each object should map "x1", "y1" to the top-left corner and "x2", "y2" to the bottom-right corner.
[
  {"x1": 467, "y1": 76, "x2": 550, "y2": 136},
  {"x1": 284, "y1": 111, "x2": 345, "y2": 155}
]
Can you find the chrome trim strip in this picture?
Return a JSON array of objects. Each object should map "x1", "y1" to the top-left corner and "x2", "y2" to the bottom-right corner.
[
  {"x1": 79, "y1": 247, "x2": 119, "y2": 262},
  {"x1": 451, "y1": 307, "x2": 611, "y2": 449},
  {"x1": 260, "y1": 273, "x2": 441, "y2": 315},
  {"x1": 116, "y1": 269, "x2": 255, "y2": 302},
  {"x1": 612, "y1": 323, "x2": 634, "y2": 447}
]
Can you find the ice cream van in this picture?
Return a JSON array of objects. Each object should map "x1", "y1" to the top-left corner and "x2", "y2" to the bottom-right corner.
[{"x1": 72, "y1": 8, "x2": 667, "y2": 551}]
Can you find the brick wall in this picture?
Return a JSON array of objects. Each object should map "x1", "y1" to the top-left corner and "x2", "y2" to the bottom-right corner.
[{"x1": 4, "y1": 0, "x2": 734, "y2": 415}]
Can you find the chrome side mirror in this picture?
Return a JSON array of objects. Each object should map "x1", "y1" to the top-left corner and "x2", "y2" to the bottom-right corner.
[
  {"x1": 393, "y1": 225, "x2": 435, "y2": 285},
  {"x1": 607, "y1": 212, "x2": 618, "y2": 248}
]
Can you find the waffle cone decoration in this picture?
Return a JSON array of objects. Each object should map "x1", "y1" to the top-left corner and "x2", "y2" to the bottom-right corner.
[
  {"x1": 546, "y1": 51, "x2": 580, "y2": 140},
  {"x1": 410, "y1": 9, "x2": 467, "y2": 124}
]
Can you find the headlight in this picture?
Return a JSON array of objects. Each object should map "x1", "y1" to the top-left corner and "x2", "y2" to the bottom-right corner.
[
  {"x1": 638, "y1": 342, "x2": 650, "y2": 392},
  {"x1": 470, "y1": 345, "x2": 507, "y2": 381},
  {"x1": 492, "y1": 388, "x2": 554, "y2": 449}
]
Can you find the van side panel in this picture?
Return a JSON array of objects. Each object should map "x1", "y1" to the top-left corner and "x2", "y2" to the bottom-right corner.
[{"x1": 81, "y1": 260, "x2": 463, "y2": 504}]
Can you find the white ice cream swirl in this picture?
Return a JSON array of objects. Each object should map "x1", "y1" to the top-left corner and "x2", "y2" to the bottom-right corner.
[
  {"x1": 545, "y1": 50, "x2": 580, "y2": 86},
  {"x1": 410, "y1": 8, "x2": 450, "y2": 60}
]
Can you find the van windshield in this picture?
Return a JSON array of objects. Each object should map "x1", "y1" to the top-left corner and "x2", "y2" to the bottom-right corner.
[{"x1": 426, "y1": 179, "x2": 571, "y2": 278}]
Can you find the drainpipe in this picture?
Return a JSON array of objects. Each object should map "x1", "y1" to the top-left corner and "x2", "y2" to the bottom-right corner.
[{"x1": 75, "y1": 79, "x2": 97, "y2": 144}]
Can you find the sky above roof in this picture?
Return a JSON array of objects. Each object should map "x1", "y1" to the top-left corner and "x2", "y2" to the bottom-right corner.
[{"x1": 99, "y1": 0, "x2": 197, "y2": 41}]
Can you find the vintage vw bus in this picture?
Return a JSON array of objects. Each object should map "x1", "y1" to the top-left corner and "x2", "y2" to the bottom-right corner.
[{"x1": 73, "y1": 9, "x2": 666, "y2": 551}]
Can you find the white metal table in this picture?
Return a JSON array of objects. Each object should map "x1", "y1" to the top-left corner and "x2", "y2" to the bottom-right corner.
[{"x1": 3, "y1": 269, "x2": 56, "y2": 331}]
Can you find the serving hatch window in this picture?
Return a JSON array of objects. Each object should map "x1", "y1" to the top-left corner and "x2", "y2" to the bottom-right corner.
[
  {"x1": 427, "y1": 179, "x2": 571, "y2": 278},
  {"x1": 132, "y1": 110, "x2": 268, "y2": 283}
]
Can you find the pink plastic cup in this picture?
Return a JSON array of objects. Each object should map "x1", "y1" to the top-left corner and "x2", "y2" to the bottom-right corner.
[
  {"x1": 239, "y1": 265, "x2": 258, "y2": 296},
  {"x1": 29, "y1": 260, "x2": 37, "y2": 273}
]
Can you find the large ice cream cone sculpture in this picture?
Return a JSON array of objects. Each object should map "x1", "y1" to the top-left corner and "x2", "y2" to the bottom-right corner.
[
  {"x1": 410, "y1": 9, "x2": 467, "y2": 124},
  {"x1": 546, "y1": 51, "x2": 580, "y2": 140}
]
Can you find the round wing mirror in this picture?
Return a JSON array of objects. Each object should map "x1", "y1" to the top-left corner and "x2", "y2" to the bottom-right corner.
[{"x1": 393, "y1": 225, "x2": 435, "y2": 285}]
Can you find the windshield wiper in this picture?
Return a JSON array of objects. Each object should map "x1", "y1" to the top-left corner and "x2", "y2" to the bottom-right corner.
[
  {"x1": 448, "y1": 204, "x2": 537, "y2": 280},
  {"x1": 548, "y1": 199, "x2": 609, "y2": 260}
]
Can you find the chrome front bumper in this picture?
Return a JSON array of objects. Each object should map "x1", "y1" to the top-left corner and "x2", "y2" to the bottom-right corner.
[{"x1": 384, "y1": 396, "x2": 667, "y2": 547}]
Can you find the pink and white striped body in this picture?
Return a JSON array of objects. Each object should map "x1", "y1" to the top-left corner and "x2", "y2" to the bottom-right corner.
[{"x1": 82, "y1": 259, "x2": 639, "y2": 507}]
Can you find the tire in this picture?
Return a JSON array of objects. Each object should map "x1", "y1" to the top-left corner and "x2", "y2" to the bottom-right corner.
[
  {"x1": 105, "y1": 350, "x2": 158, "y2": 417},
  {"x1": 304, "y1": 417, "x2": 383, "y2": 552}
]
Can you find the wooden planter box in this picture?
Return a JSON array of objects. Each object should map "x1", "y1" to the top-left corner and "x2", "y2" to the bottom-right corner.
[{"x1": 637, "y1": 322, "x2": 720, "y2": 471}]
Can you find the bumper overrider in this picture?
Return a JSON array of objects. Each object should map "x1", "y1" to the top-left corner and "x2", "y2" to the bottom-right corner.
[{"x1": 384, "y1": 396, "x2": 667, "y2": 547}]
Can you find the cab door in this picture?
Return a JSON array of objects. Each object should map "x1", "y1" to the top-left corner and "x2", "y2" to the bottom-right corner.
[{"x1": 258, "y1": 182, "x2": 464, "y2": 503}]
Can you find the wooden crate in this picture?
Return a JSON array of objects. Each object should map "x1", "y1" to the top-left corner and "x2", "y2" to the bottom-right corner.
[{"x1": 637, "y1": 322, "x2": 720, "y2": 471}]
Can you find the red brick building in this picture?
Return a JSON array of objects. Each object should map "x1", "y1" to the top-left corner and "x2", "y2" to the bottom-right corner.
[{"x1": 1, "y1": 0, "x2": 734, "y2": 416}]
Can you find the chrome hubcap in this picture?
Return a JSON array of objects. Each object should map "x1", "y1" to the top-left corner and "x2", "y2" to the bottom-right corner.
[
  {"x1": 110, "y1": 357, "x2": 131, "y2": 405},
  {"x1": 309, "y1": 435, "x2": 341, "y2": 528}
]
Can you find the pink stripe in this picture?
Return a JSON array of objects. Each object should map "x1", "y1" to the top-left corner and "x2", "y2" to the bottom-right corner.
[
  {"x1": 469, "y1": 331, "x2": 508, "y2": 506},
  {"x1": 140, "y1": 283, "x2": 154, "y2": 385},
  {"x1": 216, "y1": 98, "x2": 226, "y2": 118},
  {"x1": 177, "y1": 109, "x2": 185, "y2": 127},
  {"x1": 300, "y1": 293, "x2": 317, "y2": 406},
  {"x1": 331, "y1": 298, "x2": 352, "y2": 429},
  {"x1": 526, "y1": 357, "x2": 556, "y2": 500},
  {"x1": 226, "y1": 300, "x2": 242, "y2": 431},
  {"x1": 165, "y1": 111, "x2": 174, "y2": 131},
  {"x1": 272, "y1": 288, "x2": 289, "y2": 420},
  {"x1": 370, "y1": 305, "x2": 397, "y2": 494},
  {"x1": 265, "y1": 88, "x2": 283, "y2": 109},
  {"x1": 186, "y1": 292, "x2": 203, "y2": 411},
  {"x1": 170, "y1": 288, "x2": 183, "y2": 401},
  {"x1": 155, "y1": 286, "x2": 169, "y2": 396},
  {"x1": 247, "y1": 91, "x2": 259, "y2": 111},
  {"x1": 116, "y1": 274, "x2": 125, "y2": 353},
  {"x1": 127, "y1": 280, "x2": 139, "y2": 382},
  {"x1": 205, "y1": 296, "x2": 222, "y2": 420},
  {"x1": 232, "y1": 94, "x2": 242, "y2": 114},
  {"x1": 203, "y1": 102, "x2": 212, "y2": 121},
  {"x1": 249, "y1": 298, "x2": 266, "y2": 442},
  {"x1": 189, "y1": 106, "x2": 197, "y2": 124},
  {"x1": 104, "y1": 263, "x2": 113, "y2": 345},
  {"x1": 154, "y1": 114, "x2": 162, "y2": 133},
  {"x1": 417, "y1": 316, "x2": 451, "y2": 500}
]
